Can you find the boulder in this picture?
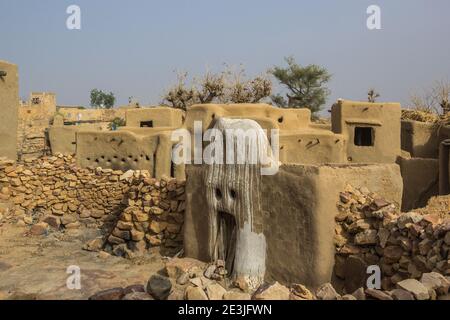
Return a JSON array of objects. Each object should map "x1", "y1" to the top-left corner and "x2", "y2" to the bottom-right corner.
[
  {"x1": 252, "y1": 282, "x2": 290, "y2": 300},
  {"x1": 89, "y1": 287, "x2": 125, "y2": 300},
  {"x1": 397, "y1": 279, "x2": 430, "y2": 300},
  {"x1": 146, "y1": 274, "x2": 172, "y2": 300}
]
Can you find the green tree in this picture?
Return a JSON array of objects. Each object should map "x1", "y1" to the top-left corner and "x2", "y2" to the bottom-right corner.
[
  {"x1": 90, "y1": 89, "x2": 115, "y2": 109},
  {"x1": 270, "y1": 56, "x2": 331, "y2": 114}
]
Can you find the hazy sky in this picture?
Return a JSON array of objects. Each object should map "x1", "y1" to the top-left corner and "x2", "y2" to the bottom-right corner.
[{"x1": 1, "y1": 0, "x2": 449, "y2": 112}]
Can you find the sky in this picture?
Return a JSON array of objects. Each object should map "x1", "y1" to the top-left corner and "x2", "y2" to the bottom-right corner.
[{"x1": 1, "y1": 0, "x2": 450, "y2": 113}]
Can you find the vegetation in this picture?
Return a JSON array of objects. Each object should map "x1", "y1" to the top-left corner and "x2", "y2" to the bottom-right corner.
[
  {"x1": 402, "y1": 80, "x2": 450, "y2": 124},
  {"x1": 108, "y1": 117, "x2": 126, "y2": 130},
  {"x1": 367, "y1": 89, "x2": 380, "y2": 103},
  {"x1": 90, "y1": 89, "x2": 115, "y2": 109},
  {"x1": 162, "y1": 66, "x2": 272, "y2": 110},
  {"x1": 270, "y1": 56, "x2": 331, "y2": 115}
]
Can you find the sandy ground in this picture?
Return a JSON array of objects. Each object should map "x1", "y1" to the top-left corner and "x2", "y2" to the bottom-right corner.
[{"x1": 0, "y1": 223, "x2": 165, "y2": 300}]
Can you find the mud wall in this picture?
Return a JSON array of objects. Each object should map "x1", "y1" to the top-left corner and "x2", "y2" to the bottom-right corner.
[
  {"x1": 184, "y1": 163, "x2": 403, "y2": 288},
  {"x1": 398, "y1": 157, "x2": 439, "y2": 211},
  {"x1": 0, "y1": 61, "x2": 19, "y2": 161}
]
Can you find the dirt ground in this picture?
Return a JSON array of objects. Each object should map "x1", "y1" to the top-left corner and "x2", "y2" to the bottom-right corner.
[{"x1": 0, "y1": 223, "x2": 165, "y2": 300}]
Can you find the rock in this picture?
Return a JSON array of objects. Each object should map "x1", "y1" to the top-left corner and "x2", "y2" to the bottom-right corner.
[
  {"x1": 61, "y1": 215, "x2": 77, "y2": 225},
  {"x1": 365, "y1": 288, "x2": 393, "y2": 300},
  {"x1": 177, "y1": 273, "x2": 190, "y2": 285},
  {"x1": 90, "y1": 209, "x2": 104, "y2": 219},
  {"x1": 23, "y1": 216, "x2": 33, "y2": 225},
  {"x1": 146, "y1": 274, "x2": 172, "y2": 300},
  {"x1": 42, "y1": 216, "x2": 60, "y2": 228},
  {"x1": 165, "y1": 258, "x2": 206, "y2": 279},
  {"x1": 89, "y1": 287, "x2": 125, "y2": 300},
  {"x1": 97, "y1": 251, "x2": 111, "y2": 259},
  {"x1": 204, "y1": 264, "x2": 217, "y2": 279},
  {"x1": 83, "y1": 238, "x2": 104, "y2": 252},
  {"x1": 29, "y1": 222, "x2": 48, "y2": 236},
  {"x1": 167, "y1": 287, "x2": 185, "y2": 300},
  {"x1": 122, "y1": 292, "x2": 154, "y2": 300},
  {"x1": 149, "y1": 220, "x2": 167, "y2": 234},
  {"x1": 223, "y1": 291, "x2": 251, "y2": 300},
  {"x1": 390, "y1": 289, "x2": 415, "y2": 300},
  {"x1": 290, "y1": 284, "x2": 314, "y2": 300},
  {"x1": 205, "y1": 283, "x2": 226, "y2": 300},
  {"x1": 420, "y1": 272, "x2": 450, "y2": 295},
  {"x1": 397, "y1": 279, "x2": 430, "y2": 300},
  {"x1": 344, "y1": 255, "x2": 368, "y2": 294},
  {"x1": 79, "y1": 209, "x2": 91, "y2": 218},
  {"x1": 354, "y1": 229, "x2": 377, "y2": 245},
  {"x1": 253, "y1": 282, "x2": 290, "y2": 300},
  {"x1": 315, "y1": 283, "x2": 340, "y2": 300},
  {"x1": 233, "y1": 276, "x2": 250, "y2": 292},
  {"x1": 351, "y1": 287, "x2": 366, "y2": 300},
  {"x1": 444, "y1": 232, "x2": 450, "y2": 245},
  {"x1": 185, "y1": 286, "x2": 208, "y2": 300},
  {"x1": 383, "y1": 246, "x2": 404, "y2": 262}
]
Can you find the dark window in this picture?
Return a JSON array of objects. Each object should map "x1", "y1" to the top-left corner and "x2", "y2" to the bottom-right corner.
[
  {"x1": 140, "y1": 121, "x2": 153, "y2": 128},
  {"x1": 354, "y1": 127, "x2": 374, "y2": 146}
]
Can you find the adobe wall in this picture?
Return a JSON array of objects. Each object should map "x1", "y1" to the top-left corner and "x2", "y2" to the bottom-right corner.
[
  {"x1": 17, "y1": 92, "x2": 57, "y2": 158},
  {"x1": 184, "y1": 103, "x2": 312, "y2": 132},
  {"x1": 332, "y1": 100, "x2": 401, "y2": 163},
  {"x1": 398, "y1": 157, "x2": 439, "y2": 211},
  {"x1": 125, "y1": 107, "x2": 184, "y2": 128},
  {"x1": 279, "y1": 130, "x2": 346, "y2": 164},
  {"x1": 75, "y1": 130, "x2": 182, "y2": 179},
  {"x1": 401, "y1": 120, "x2": 439, "y2": 159},
  {"x1": 184, "y1": 163, "x2": 402, "y2": 288},
  {"x1": 58, "y1": 107, "x2": 126, "y2": 124},
  {"x1": 0, "y1": 61, "x2": 19, "y2": 161},
  {"x1": 48, "y1": 124, "x2": 106, "y2": 155}
]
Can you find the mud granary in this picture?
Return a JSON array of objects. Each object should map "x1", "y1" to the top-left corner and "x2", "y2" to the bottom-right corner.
[{"x1": 0, "y1": 59, "x2": 448, "y2": 289}]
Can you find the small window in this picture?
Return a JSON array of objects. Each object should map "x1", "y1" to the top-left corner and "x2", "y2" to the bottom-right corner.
[
  {"x1": 140, "y1": 120, "x2": 153, "y2": 128},
  {"x1": 354, "y1": 127, "x2": 374, "y2": 146}
]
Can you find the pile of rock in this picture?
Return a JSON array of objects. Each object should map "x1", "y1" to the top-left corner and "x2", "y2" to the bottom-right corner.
[
  {"x1": 334, "y1": 185, "x2": 450, "y2": 293},
  {"x1": 315, "y1": 273, "x2": 450, "y2": 300},
  {"x1": 104, "y1": 177, "x2": 185, "y2": 257}
]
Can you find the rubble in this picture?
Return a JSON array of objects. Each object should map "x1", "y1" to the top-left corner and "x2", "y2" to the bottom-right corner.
[{"x1": 335, "y1": 185, "x2": 450, "y2": 296}]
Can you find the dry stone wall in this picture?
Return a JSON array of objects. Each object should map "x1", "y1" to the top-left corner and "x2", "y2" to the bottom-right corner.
[{"x1": 0, "y1": 154, "x2": 185, "y2": 253}]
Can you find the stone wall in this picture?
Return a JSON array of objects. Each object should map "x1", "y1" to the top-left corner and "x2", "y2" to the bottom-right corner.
[
  {"x1": 334, "y1": 185, "x2": 450, "y2": 294},
  {"x1": 17, "y1": 107, "x2": 50, "y2": 159},
  {"x1": 104, "y1": 178, "x2": 185, "y2": 257},
  {"x1": 0, "y1": 154, "x2": 185, "y2": 253}
]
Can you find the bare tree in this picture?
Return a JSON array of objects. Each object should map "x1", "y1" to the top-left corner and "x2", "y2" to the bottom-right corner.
[
  {"x1": 162, "y1": 66, "x2": 272, "y2": 110},
  {"x1": 367, "y1": 88, "x2": 380, "y2": 103},
  {"x1": 409, "y1": 80, "x2": 450, "y2": 114}
]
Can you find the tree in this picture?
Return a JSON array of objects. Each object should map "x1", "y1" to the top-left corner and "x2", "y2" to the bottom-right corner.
[
  {"x1": 90, "y1": 89, "x2": 115, "y2": 109},
  {"x1": 410, "y1": 80, "x2": 450, "y2": 114},
  {"x1": 108, "y1": 117, "x2": 126, "y2": 130},
  {"x1": 368, "y1": 89, "x2": 380, "y2": 103},
  {"x1": 162, "y1": 66, "x2": 272, "y2": 110},
  {"x1": 270, "y1": 56, "x2": 331, "y2": 114}
]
